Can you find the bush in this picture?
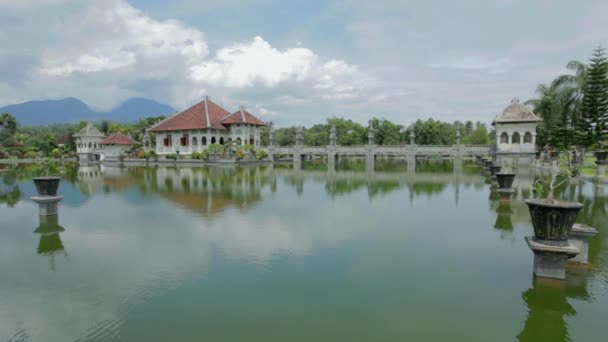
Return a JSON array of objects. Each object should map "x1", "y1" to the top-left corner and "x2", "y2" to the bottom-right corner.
[
  {"x1": 23, "y1": 151, "x2": 40, "y2": 159},
  {"x1": 207, "y1": 144, "x2": 223, "y2": 154},
  {"x1": 49, "y1": 148, "x2": 61, "y2": 158},
  {"x1": 200, "y1": 150, "x2": 209, "y2": 160},
  {"x1": 165, "y1": 153, "x2": 177, "y2": 160},
  {"x1": 235, "y1": 149, "x2": 246, "y2": 160},
  {"x1": 191, "y1": 151, "x2": 201, "y2": 159},
  {"x1": 256, "y1": 149, "x2": 268, "y2": 160}
]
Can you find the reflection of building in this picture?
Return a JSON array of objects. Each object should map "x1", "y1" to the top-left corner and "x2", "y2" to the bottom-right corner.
[
  {"x1": 493, "y1": 98, "x2": 541, "y2": 155},
  {"x1": 148, "y1": 96, "x2": 266, "y2": 155},
  {"x1": 74, "y1": 123, "x2": 105, "y2": 162},
  {"x1": 77, "y1": 165, "x2": 105, "y2": 196},
  {"x1": 153, "y1": 167, "x2": 266, "y2": 215}
]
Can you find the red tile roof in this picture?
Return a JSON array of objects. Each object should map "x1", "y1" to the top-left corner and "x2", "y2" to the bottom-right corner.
[
  {"x1": 56, "y1": 133, "x2": 71, "y2": 145},
  {"x1": 220, "y1": 107, "x2": 266, "y2": 126},
  {"x1": 100, "y1": 132, "x2": 137, "y2": 145},
  {"x1": 148, "y1": 97, "x2": 231, "y2": 132}
]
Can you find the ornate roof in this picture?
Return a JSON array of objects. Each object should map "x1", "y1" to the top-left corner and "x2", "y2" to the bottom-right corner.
[
  {"x1": 100, "y1": 132, "x2": 137, "y2": 145},
  {"x1": 148, "y1": 96, "x2": 230, "y2": 132},
  {"x1": 74, "y1": 123, "x2": 104, "y2": 137},
  {"x1": 220, "y1": 106, "x2": 266, "y2": 126},
  {"x1": 493, "y1": 98, "x2": 542, "y2": 124}
]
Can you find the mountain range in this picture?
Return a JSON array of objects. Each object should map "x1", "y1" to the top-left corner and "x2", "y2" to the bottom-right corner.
[{"x1": 0, "y1": 97, "x2": 176, "y2": 126}]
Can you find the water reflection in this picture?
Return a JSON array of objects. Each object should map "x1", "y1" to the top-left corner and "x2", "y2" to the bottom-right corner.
[
  {"x1": 516, "y1": 271, "x2": 595, "y2": 342},
  {"x1": 34, "y1": 214, "x2": 67, "y2": 271},
  {"x1": 0, "y1": 159, "x2": 606, "y2": 341}
]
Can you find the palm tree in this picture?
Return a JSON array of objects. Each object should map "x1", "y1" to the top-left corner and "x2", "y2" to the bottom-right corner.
[{"x1": 525, "y1": 79, "x2": 578, "y2": 147}]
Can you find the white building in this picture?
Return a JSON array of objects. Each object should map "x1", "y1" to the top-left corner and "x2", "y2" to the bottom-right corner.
[
  {"x1": 73, "y1": 123, "x2": 105, "y2": 162},
  {"x1": 493, "y1": 98, "x2": 542, "y2": 155},
  {"x1": 99, "y1": 132, "x2": 137, "y2": 160},
  {"x1": 148, "y1": 96, "x2": 266, "y2": 155}
]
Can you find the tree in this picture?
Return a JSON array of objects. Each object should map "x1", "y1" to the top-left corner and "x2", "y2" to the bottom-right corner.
[
  {"x1": 326, "y1": 117, "x2": 366, "y2": 145},
  {"x1": 371, "y1": 117, "x2": 403, "y2": 145},
  {"x1": 465, "y1": 124, "x2": 491, "y2": 144},
  {"x1": 577, "y1": 45, "x2": 608, "y2": 149},
  {"x1": 0, "y1": 113, "x2": 19, "y2": 148},
  {"x1": 526, "y1": 79, "x2": 578, "y2": 147}
]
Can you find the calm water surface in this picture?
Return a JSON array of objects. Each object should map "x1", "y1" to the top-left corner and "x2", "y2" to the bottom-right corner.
[{"x1": 0, "y1": 161, "x2": 607, "y2": 341}]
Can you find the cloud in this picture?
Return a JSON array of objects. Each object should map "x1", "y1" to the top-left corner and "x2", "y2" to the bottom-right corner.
[
  {"x1": 427, "y1": 57, "x2": 516, "y2": 74},
  {"x1": 39, "y1": 0, "x2": 208, "y2": 77},
  {"x1": 189, "y1": 36, "x2": 317, "y2": 87}
]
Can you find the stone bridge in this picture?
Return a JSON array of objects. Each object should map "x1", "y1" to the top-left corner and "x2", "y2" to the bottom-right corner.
[{"x1": 261, "y1": 124, "x2": 493, "y2": 168}]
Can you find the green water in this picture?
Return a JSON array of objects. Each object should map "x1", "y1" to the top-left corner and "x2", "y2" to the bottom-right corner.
[{"x1": 0, "y1": 161, "x2": 606, "y2": 341}]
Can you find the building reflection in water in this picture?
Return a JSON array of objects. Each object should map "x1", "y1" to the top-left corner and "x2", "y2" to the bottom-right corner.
[
  {"x1": 71, "y1": 160, "x2": 493, "y2": 215},
  {"x1": 34, "y1": 214, "x2": 67, "y2": 271}
]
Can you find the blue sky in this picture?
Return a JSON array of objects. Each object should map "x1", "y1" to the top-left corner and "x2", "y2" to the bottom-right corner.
[{"x1": 0, "y1": 0, "x2": 606, "y2": 127}]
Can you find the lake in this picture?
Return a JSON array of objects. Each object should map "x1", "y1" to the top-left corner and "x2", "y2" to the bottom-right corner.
[{"x1": 0, "y1": 160, "x2": 606, "y2": 341}]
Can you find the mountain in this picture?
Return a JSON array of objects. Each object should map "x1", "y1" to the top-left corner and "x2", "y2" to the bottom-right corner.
[
  {"x1": 0, "y1": 97, "x2": 176, "y2": 126},
  {"x1": 106, "y1": 98, "x2": 176, "y2": 121}
]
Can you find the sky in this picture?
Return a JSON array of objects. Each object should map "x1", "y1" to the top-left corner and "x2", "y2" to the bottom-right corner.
[{"x1": 0, "y1": 0, "x2": 606, "y2": 127}]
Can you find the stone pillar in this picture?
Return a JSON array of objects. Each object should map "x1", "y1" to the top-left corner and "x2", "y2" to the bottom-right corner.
[
  {"x1": 269, "y1": 127, "x2": 276, "y2": 147},
  {"x1": 409, "y1": 131, "x2": 416, "y2": 146},
  {"x1": 143, "y1": 130, "x2": 151, "y2": 152},
  {"x1": 508, "y1": 133, "x2": 512, "y2": 145},
  {"x1": 327, "y1": 151, "x2": 336, "y2": 173},
  {"x1": 595, "y1": 160, "x2": 606, "y2": 177},
  {"x1": 329, "y1": 125, "x2": 337, "y2": 146},
  {"x1": 456, "y1": 129, "x2": 461, "y2": 146},
  {"x1": 525, "y1": 236, "x2": 579, "y2": 280},
  {"x1": 295, "y1": 126, "x2": 304, "y2": 146},
  {"x1": 31, "y1": 196, "x2": 64, "y2": 216},
  {"x1": 367, "y1": 120, "x2": 375, "y2": 146},
  {"x1": 569, "y1": 223, "x2": 598, "y2": 264}
]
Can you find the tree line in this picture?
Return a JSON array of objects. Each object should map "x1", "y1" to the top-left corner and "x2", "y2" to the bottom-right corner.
[{"x1": 262, "y1": 117, "x2": 492, "y2": 146}]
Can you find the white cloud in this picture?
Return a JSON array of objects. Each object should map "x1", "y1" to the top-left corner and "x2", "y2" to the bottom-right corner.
[
  {"x1": 189, "y1": 36, "x2": 318, "y2": 87},
  {"x1": 39, "y1": 0, "x2": 208, "y2": 77}
]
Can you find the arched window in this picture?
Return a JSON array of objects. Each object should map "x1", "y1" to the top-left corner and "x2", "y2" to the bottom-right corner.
[
  {"x1": 192, "y1": 137, "x2": 198, "y2": 146},
  {"x1": 523, "y1": 132, "x2": 532, "y2": 143},
  {"x1": 211, "y1": 136, "x2": 216, "y2": 144},
  {"x1": 500, "y1": 132, "x2": 508, "y2": 144},
  {"x1": 512, "y1": 132, "x2": 521, "y2": 144},
  {"x1": 94, "y1": 143, "x2": 97, "y2": 149},
  {"x1": 228, "y1": 137, "x2": 233, "y2": 142},
  {"x1": 202, "y1": 137, "x2": 207, "y2": 145},
  {"x1": 219, "y1": 137, "x2": 224, "y2": 145},
  {"x1": 88, "y1": 142, "x2": 92, "y2": 148},
  {"x1": 236, "y1": 137, "x2": 242, "y2": 145}
]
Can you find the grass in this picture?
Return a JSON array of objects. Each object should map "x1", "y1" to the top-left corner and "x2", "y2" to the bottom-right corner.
[{"x1": 567, "y1": 155, "x2": 607, "y2": 177}]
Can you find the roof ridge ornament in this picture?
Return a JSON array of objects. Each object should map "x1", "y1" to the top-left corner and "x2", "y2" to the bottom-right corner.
[
  {"x1": 511, "y1": 97, "x2": 519, "y2": 104},
  {"x1": 240, "y1": 105, "x2": 247, "y2": 123},
  {"x1": 204, "y1": 95, "x2": 211, "y2": 128}
]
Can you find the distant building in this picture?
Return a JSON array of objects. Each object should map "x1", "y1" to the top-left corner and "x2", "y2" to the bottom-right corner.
[
  {"x1": 55, "y1": 133, "x2": 71, "y2": 147},
  {"x1": 99, "y1": 132, "x2": 137, "y2": 160},
  {"x1": 147, "y1": 96, "x2": 266, "y2": 155},
  {"x1": 73, "y1": 123, "x2": 105, "y2": 162},
  {"x1": 493, "y1": 98, "x2": 542, "y2": 155}
]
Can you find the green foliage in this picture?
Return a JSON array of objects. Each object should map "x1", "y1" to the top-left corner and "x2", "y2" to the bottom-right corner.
[
  {"x1": 207, "y1": 144, "x2": 223, "y2": 154},
  {"x1": 577, "y1": 46, "x2": 608, "y2": 149},
  {"x1": 165, "y1": 153, "x2": 177, "y2": 160},
  {"x1": 256, "y1": 149, "x2": 268, "y2": 160},
  {"x1": 235, "y1": 149, "x2": 246, "y2": 159},
  {"x1": 49, "y1": 148, "x2": 61, "y2": 158},
  {"x1": 463, "y1": 123, "x2": 491, "y2": 144},
  {"x1": 371, "y1": 118, "x2": 404, "y2": 145}
]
